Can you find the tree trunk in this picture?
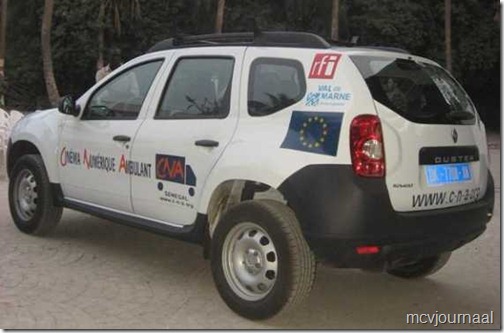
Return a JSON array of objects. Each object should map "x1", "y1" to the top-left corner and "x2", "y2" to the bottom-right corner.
[
  {"x1": 0, "y1": 0, "x2": 8, "y2": 106},
  {"x1": 97, "y1": 1, "x2": 105, "y2": 70},
  {"x1": 215, "y1": 0, "x2": 225, "y2": 33},
  {"x1": 331, "y1": 0, "x2": 339, "y2": 41},
  {"x1": 41, "y1": 0, "x2": 59, "y2": 106},
  {"x1": 494, "y1": 0, "x2": 500, "y2": 22},
  {"x1": 444, "y1": 0, "x2": 452, "y2": 72}
]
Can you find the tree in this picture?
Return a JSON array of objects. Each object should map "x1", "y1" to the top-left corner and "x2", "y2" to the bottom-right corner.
[
  {"x1": 215, "y1": 0, "x2": 225, "y2": 33},
  {"x1": 41, "y1": 0, "x2": 59, "y2": 106},
  {"x1": 331, "y1": 0, "x2": 339, "y2": 40},
  {"x1": 445, "y1": 0, "x2": 452, "y2": 72},
  {"x1": 97, "y1": 0, "x2": 140, "y2": 69},
  {"x1": 0, "y1": 0, "x2": 7, "y2": 106}
]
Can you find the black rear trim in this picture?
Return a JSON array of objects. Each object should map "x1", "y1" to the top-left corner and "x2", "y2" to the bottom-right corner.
[
  {"x1": 63, "y1": 199, "x2": 206, "y2": 244},
  {"x1": 419, "y1": 145, "x2": 479, "y2": 165},
  {"x1": 279, "y1": 164, "x2": 494, "y2": 267}
]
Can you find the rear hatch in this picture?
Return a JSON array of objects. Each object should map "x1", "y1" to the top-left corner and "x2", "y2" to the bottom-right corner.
[{"x1": 350, "y1": 54, "x2": 489, "y2": 212}]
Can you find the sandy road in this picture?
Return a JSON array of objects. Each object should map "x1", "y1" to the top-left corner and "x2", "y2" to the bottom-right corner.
[{"x1": 0, "y1": 134, "x2": 500, "y2": 329}]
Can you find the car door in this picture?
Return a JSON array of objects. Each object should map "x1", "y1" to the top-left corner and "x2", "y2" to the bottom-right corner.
[
  {"x1": 59, "y1": 58, "x2": 165, "y2": 212},
  {"x1": 130, "y1": 48, "x2": 244, "y2": 226}
]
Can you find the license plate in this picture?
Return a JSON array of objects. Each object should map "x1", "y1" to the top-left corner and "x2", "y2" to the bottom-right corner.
[{"x1": 425, "y1": 163, "x2": 472, "y2": 187}]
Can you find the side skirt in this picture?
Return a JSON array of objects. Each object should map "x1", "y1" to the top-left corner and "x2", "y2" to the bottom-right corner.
[{"x1": 63, "y1": 198, "x2": 206, "y2": 244}]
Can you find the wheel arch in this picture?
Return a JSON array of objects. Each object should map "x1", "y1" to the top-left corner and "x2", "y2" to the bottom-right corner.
[
  {"x1": 8, "y1": 110, "x2": 63, "y2": 183},
  {"x1": 7, "y1": 140, "x2": 41, "y2": 177},
  {"x1": 7, "y1": 137, "x2": 59, "y2": 183},
  {"x1": 201, "y1": 178, "x2": 288, "y2": 237}
]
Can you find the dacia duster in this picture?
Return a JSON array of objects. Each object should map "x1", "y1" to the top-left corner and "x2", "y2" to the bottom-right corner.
[{"x1": 7, "y1": 32, "x2": 494, "y2": 319}]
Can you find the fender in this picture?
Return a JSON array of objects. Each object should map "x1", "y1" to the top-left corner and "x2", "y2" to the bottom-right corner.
[
  {"x1": 197, "y1": 166, "x2": 285, "y2": 214},
  {"x1": 9, "y1": 109, "x2": 65, "y2": 183},
  {"x1": 197, "y1": 141, "x2": 321, "y2": 214}
]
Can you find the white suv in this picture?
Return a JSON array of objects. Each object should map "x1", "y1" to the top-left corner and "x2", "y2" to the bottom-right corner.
[{"x1": 7, "y1": 32, "x2": 494, "y2": 319}]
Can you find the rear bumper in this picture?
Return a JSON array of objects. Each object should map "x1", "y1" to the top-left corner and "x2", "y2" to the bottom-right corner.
[{"x1": 279, "y1": 165, "x2": 494, "y2": 269}]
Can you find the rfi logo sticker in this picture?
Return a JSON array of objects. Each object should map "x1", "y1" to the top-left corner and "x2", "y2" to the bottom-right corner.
[{"x1": 308, "y1": 54, "x2": 341, "y2": 79}]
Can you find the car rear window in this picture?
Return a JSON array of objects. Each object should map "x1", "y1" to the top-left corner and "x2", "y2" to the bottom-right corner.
[
  {"x1": 157, "y1": 57, "x2": 234, "y2": 119},
  {"x1": 248, "y1": 58, "x2": 306, "y2": 117},
  {"x1": 350, "y1": 56, "x2": 476, "y2": 125}
]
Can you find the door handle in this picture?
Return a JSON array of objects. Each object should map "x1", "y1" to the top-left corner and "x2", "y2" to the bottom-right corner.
[
  {"x1": 195, "y1": 139, "x2": 219, "y2": 147},
  {"x1": 113, "y1": 135, "x2": 131, "y2": 143}
]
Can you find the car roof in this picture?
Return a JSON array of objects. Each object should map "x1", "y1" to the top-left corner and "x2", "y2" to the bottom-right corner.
[
  {"x1": 146, "y1": 31, "x2": 411, "y2": 54},
  {"x1": 135, "y1": 32, "x2": 438, "y2": 68}
]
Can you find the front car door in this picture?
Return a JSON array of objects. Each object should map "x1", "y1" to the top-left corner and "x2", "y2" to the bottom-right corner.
[
  {"x1": 59, "y1": 58, "x2": 165, "y2": 212},
  {"x1": 130, "y1": 47, "x2": 244, "y2": 226}
]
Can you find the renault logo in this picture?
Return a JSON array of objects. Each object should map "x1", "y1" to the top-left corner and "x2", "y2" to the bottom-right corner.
[{"x1": 451, "y1": 129, "x2": 458, "y2": 143}]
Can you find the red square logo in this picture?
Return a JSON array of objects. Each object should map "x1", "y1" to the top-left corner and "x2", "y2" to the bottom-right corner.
[{"x1": 308, "y1": 53, "x2": 341, "y2": 79}]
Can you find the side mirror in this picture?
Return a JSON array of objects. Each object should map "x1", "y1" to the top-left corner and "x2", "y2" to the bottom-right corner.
[{"x1": 58, "y1": 95, "x2": 80, "y2": 117}]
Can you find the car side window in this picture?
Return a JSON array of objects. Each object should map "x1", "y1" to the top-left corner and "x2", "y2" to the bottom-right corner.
[
  {"x1": 83, "y1": 60, "x2": 163, "y2": 120},
  {"x1": 248, "y1": 58, "x2": 306, "y2": 117},
  {"x1": 156, "y1": 57, "x2": 234, "y2": 119}
]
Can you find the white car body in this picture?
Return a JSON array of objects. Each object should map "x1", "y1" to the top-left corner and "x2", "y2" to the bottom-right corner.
[
  {"x1": 10, "y1": 46, "x2": 490, "y2": 222},
  {"x1": 7, "y1": 32, "x2": 495, "y2": 319}
]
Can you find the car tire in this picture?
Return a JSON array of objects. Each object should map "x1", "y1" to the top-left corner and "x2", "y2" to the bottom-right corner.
[
  {"x1": 210, "y1": 199, "x2": 315, "y2": 320},
  {"x1": 386, "y1": 252, "x2": 451, "y2": 279},
  {"x1": 8, "y1": 154, "x2": 63, "y2": 235}
]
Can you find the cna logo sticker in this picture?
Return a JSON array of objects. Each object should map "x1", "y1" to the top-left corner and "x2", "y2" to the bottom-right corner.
[
  {"x1": 155, "y1": 154, "x2": 196, "y2": 186},
  {"x1": 308, "y1": 53, "x2": 341, "y2": 79}
]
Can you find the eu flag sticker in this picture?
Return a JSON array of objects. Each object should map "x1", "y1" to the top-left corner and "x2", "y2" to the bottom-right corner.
[{"x1": 281, "y1": 111, "x2": 344, "y2": 156}]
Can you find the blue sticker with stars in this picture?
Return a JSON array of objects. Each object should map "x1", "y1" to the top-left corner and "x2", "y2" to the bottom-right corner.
[{"x1": 281, "y1": 111, "x2": 344, "y2": 156}]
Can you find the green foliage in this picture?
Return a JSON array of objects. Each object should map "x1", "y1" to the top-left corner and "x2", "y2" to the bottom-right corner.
[
  {"x1": 346, "y1": 0, "x2": 431, "y2": 49},
  {"x1": 5, "y1": 0, "x2": 45, "y2": 109},
  {"x1": 52, "y1": 0, "x2": 101, "y2": 98},
  {"x1": 3, "y1": 0, "x2": 500, "y2": 129}
]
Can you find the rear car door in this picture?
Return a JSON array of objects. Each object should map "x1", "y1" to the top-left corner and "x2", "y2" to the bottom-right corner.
[
  {"x1": 350, "y1": 54, "x2": 490, "y2": 212},
  {"x1": 130, "y1": 47, "x2": 244, "y2": 226},
  {"x1": 59, "y1": 59, "x2": 165, "y2": 212}
]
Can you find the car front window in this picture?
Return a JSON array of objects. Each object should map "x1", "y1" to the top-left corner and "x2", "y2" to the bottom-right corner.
[{"x1": 84, "y1": 60, "x2": 163, "y2": 120}]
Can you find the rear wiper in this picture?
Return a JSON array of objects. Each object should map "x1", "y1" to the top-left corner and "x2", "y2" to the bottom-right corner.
[{"x1": 445, "y1": 111, "x2": 475, "y2": 121}]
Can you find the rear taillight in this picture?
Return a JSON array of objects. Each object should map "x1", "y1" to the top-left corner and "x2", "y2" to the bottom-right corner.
[
  {"x1": 356, "y1": 245, "x2": 380, "y2": 255},
  {"x1": 350, "y1": 115, "x2": 385, "y2": 177}
]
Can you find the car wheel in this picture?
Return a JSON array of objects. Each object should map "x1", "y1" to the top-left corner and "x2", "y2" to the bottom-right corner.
[
  {"x1": 8, "y1": 154, "x2": 63, "y2": 235},
  {"x1": 210, "y1": 199, "x2": 315, "y2": 320},
  {"x1": 386, "y1": 252, "x2": 451, "y2": 279}
]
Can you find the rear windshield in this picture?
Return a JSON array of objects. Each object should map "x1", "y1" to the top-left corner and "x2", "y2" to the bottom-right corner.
[{"x1": 351, "y1": 56, "x2": 476, "y2": 125}]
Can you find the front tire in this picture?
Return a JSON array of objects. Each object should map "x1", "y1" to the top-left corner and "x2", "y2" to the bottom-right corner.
[
  {"x1": 386, "y1": 252, "x2": 451, "y2": 279},
  {"x1": 8, "y1": 154, "x2": 63, "y2": 235},
  {"x1": 210, "y1": 200, "x2": 315, "y2": 320}
]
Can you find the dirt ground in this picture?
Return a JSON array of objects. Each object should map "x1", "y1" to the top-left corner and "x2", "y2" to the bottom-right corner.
[{"x1": 0, "y1": 134, "x2": 500, "y2": 329}]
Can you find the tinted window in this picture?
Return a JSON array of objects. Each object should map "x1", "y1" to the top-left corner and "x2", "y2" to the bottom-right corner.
[
  {"x1": 248, "y1": 58, "x2": 306, "y2": 117},
  {"x1": 84, "y1": 60, "x2": 163, "y2": 120},
  {"x1": 156, "y1": 58, "x2": 234, "y2": 119},
  {"x1": 351, "y1": 56, "x2": 476, "y2": 125}
]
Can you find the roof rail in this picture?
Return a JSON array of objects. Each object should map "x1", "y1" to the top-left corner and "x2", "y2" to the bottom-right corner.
[
  {"x1": 327, "y1": 37, "x2": 410, "y2": 54},
  {"x1": 363, "y1": 45, "x2": 411, "y2": 54},
  {"x1": 147, "y1": 31, "x2": 331, "y2": 53}
]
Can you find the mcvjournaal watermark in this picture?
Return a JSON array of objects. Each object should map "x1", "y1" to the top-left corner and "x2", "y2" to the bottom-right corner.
[{"x1": 406, "y1": 311, "x2": 494, "y2": 327}]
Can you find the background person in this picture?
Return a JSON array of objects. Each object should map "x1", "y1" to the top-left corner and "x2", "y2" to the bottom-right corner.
[{"x1": 95, "y1": 48, "x2": 122, "y2": 83}]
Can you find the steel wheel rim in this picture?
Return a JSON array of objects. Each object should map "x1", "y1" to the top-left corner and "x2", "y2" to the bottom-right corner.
[
  {"x1": 13, "y1": 169, "x2": 38, "y2": 221},
  {"x1": 222, "y1": 222, "x2": 278, "y2": 301}
]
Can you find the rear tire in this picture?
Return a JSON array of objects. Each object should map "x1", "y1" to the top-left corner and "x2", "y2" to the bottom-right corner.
[
  {"x1": 210, "y1": 200, "x2": 315, "y2": 320},
  {"x1": 386, "y1": 252, "x2": 451, "y2": 279},
  {"x1": 8, "y1": 154, "x2": 62, "y2": 235}
]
